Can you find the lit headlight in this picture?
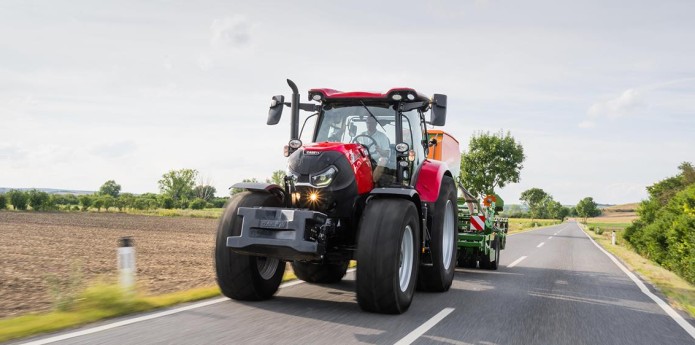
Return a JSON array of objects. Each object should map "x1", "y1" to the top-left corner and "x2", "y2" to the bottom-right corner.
[{"x1": 310, "y1": 166, "x2": 338, "y2": 188}]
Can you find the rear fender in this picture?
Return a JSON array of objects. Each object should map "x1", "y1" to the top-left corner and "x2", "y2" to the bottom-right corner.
[
  {"x1": 230, "y1": 182, "x2": 286, "y2": 202},
  {"x1": 414, "y1": 160, "x2": 452, "y2": 202}
]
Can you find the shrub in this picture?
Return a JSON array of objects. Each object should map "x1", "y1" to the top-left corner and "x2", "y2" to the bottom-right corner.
[
  {"x1": 594, "y1": 228, "x2": 604, "y2": 235},
  {"x1": 189, "y1": 198, "x2": 206, "y2": 210},
  {"x1": 160, "y1": 195, "x2": 175, "y2": 210},
  {"x1": 0, "y1": 194, "x2": 6, "y2": 209},
  {"x1": 79, "y1": 195, "x2": 93, "y2": 211},
  {"x1": 8, "y1": 190, "x2": 29, "y2": 210},
  {"x1": 28, "y1": 189, "x2": 54, "y2": 211}
]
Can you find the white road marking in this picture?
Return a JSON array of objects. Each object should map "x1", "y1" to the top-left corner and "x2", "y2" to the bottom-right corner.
[
  {"x1": 548, "y1": 236, "x2": 553, "y2": 240},
  {"x1": 507, "y1": 256, "x2": 527, "y2": 268},
  {"x1": 19, "y1": 268, "x2": 359, "y2": 345},
  {"x1": 576, "y1": 223, "x2": 695, "y2": 340},
  {"x1": 537, "y1": 242, "x2": 545, "y2": 248},
  {"x1": 394, "y1": 308, "x2": 455, "y2": 345}
]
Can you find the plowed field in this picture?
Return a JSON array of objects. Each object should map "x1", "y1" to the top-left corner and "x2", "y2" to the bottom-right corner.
[{"x1": 0, "y1": 211, "x2": 218, "y2": 318}]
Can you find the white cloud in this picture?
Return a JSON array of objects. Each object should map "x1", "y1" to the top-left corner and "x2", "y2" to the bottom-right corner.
[
  {"x1": 588, "y1": 88, "x2": 646, "y2": 119},
  {"x1": 210, "y1": 15, "x2": 251, "y2": 49}
]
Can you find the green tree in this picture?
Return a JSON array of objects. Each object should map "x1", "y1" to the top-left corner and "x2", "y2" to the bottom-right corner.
[
  {"x1": 576, "y1": 197, "x2": 600, "y2": 222},
  {"x1": 459, "y1": 131, "x2": 525, "y2": 199},
  {"x1": 93, "y1": 197, "x2": 104, "y2": 212},
  {"x1": 28, "y1": 189, "x2": 53, "y2": 211},
  {"x1": 159, "y1": 195, "x2": 175, "y2": 209},
  {"x1": 99, "y1": 180, "x2": 121, "y2": 198},
  {"x1": 8, "y1": 190, "x2": 29, "y2": 210},
  {"x1": 101, "y1": 195, "x2": 115, "y2": 211},
  {"x1": 266, "y1": 170, "x2": 285, "y2": 186},
  {"x1": 119, "y1": 193, "x2": 136, "y2": 211},
  {"x1": 230, "y1": 178, "x2": 259, "y2": 195},
  {"x1": 79, "y1": 195, "x2": 93, "y2": 211},
  {"x1": 190, "y1": 198, "x2": 207, "y2": 210},
  {"x1": 158, "y1": 169, "x2": 198, "y2": 201},
  {"x1": 0, "y1": 194, "x2": 7, "y2": 209},
  {"x1": 520, "y1": 188, "x2": 548, "y2": 220},
  {"x1": 194, "y1": 185, "x2": 217, "y2": 202}
]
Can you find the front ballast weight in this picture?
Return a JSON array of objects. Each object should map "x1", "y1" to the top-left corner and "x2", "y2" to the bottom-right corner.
[{"x1": 226, "y1": 207, "x2": 332, "y2": 261}]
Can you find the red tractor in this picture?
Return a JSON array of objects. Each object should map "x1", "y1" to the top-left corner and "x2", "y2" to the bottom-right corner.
[{"x1": 215, "y1": 80, "x2": 457, "y2": 314}]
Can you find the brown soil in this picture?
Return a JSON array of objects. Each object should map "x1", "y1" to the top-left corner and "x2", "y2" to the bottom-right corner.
[{"x1": 0, "y1": 211, "x2": 219, "y2": 318}]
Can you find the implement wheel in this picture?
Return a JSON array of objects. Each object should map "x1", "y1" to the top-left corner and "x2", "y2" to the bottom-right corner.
[
  {"x1": 418, "y1": 176, "x2": 457, "y2": 291},
  {"x1": 356, "y1": 199, "x2": 420, "y2": 314},
  {"x1": 291, "y1": 260, "x2": 349, "y2": 284},
  {"x1": 215, "y1": 192, "x2": 285, "y2": 301}
]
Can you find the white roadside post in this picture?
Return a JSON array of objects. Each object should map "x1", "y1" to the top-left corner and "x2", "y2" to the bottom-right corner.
[
  {"x1": 118, "y1": 237, "x2": 136, "y2": 291},
  {"x1": 612, "y1": 230, "x2": 616, "y2": 245}
]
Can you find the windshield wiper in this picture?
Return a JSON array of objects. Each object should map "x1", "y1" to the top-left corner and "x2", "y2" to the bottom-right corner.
[{"x1": 359, "y1": 101, "x2": 386, "y2": 130}]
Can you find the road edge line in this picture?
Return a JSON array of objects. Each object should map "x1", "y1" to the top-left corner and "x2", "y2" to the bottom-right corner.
[
  {"x1": 507, "y1": 256, "x2": 527, "y2": 268},
  {"x1": 575, "y1": 222, "x2": 695, "y2": 339},
  {"x1": 394, "y1": 308, "x2": 455, "y2": 345},
  {"x1": 18, "y1": 270, "x2": 362, "y2": 345}
]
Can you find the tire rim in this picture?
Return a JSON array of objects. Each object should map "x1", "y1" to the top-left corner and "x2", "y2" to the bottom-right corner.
[
  {"x1": 442, "y1": 200, "x2": 455, "y2": 270},
  {"x1": 256, "y1": 256, "x2": 279, "y2": 280},
  {"x1": 399, "y1": 225, "x2": 414, "y2": 292}
]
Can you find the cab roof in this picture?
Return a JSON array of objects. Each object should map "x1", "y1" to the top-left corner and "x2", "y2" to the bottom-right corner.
[{"x1": 308, "y1": 88, "x2": 430, "y2": 103}]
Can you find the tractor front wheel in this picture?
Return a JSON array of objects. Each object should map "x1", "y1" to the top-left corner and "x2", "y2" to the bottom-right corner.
[
  {"x1": 356, "y1": 199, "x2": 420, "y2": 314},
  {"x1": 291, "y1": 260, "x2": 349, "y2": 284},
  {"x1": 215, "y1": 191, "x2": 286, "y2": 301}
]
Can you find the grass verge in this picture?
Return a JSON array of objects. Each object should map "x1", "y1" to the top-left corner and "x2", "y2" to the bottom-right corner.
[
  {"x1": 507, "y1": 218, "x2": 563, "y2": 234},
  {"x1": 0, "y1": 261, "x2": 357, "y2": 343},
  {"x1": 578, "y1": 222, "x2": 695, "y2": 318}
]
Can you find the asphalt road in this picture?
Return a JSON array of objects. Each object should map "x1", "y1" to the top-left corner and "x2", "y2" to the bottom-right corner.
[{"x1": 12, "y1": 221, "x2": 695, "y2": 345}]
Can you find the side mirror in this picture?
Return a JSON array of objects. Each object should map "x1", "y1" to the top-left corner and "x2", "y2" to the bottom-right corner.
[
  {"x1": 430, "y1": 94, "x2": 447, "y2": 126},
  {"x1": 267, "y1": 95, "x2": 284, "y2": 125},
  {"x1": 349, "y1": 124, "x2": 357, "y2": 137}
]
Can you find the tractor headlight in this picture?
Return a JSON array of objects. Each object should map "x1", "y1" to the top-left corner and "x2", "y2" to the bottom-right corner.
[{"x1": 310, "y1": 166, "x2": 338, "y2": 188}]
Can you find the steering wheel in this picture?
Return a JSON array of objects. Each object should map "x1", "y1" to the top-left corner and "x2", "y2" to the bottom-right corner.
[{"x1": 351, "y1": 134, "x2": 378, "y2": 154}]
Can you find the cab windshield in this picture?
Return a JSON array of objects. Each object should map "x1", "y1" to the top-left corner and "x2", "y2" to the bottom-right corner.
[{"x1": 315, "y1": 103, "x2": 398, "y2": 184}]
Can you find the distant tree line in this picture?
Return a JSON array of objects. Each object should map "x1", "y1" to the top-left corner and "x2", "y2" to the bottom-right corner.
[
  {"x1": 0, "y1": 169, "x2": 287, "y2": 212},
  {"x1": 499, "y1": 187, "x2": 600, "y2": 221},
  {"x1": 623, "y1": 162, "x2": 695, "y2": 284}
]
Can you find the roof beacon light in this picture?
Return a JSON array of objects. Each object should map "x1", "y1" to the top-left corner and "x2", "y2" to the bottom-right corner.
[
  {"x1": 407, "y1": 93, "x2": 415, "y2": 100},
  {"x1": 311, "y1": 94, "x2": 322, "y2": 101},
  {"x1": 392, "y1": 94, "x2": 403, "y2": 101}
]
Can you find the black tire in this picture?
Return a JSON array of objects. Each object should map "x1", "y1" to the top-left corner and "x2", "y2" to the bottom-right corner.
[
  {"x1": 457, "y1": 253, "x2": 477, "y2": 268},
  {"x1": 291, "y1": 260, "x2": 349, "y2": 284},
  {"x1": 489, "y1": 236, "x2": 500, "y2": 270},
  {"x1": 356, "y1": 199, "x2": 420, "y2": 314},
  {"x1": 215, "y1": 191, "x2": 286, "y2": 301},
  {"x1": 417, "y1": 176, "x2": 457, "y2": 292},
  {"x1": 479, "y1": 247, "x2": 491, "y2": 269}
]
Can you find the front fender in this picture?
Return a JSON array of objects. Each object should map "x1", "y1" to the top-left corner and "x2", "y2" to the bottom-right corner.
[{"x1": 414, "y1": 160, "x2": 451, "y2": 202}]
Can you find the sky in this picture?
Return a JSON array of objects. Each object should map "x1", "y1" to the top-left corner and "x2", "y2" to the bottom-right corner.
[{"x1": 1, "y1": 0, "x2": 694, "y2": 205}]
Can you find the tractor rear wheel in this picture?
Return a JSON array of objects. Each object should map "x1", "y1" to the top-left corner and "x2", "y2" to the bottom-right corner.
[
  {"x1": 215, "y1": 191, "x2": 286, "y2": 301},
  {"x1": 356, "y1": 199, "x2": 419, "y2": 314},
  {"x1": 291, "y1": 260, "x2": 349, "y2": 284},
  {"x1": 417, "y1": 176, "x2": 457, "y2": 292}
]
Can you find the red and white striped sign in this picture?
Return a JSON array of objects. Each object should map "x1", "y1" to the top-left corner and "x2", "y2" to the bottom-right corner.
[{"x1": 470, "y1": 215, "x2": 486, "y2": 231}]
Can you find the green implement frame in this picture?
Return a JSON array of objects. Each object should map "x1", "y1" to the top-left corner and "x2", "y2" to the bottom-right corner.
[{"x1": 455, "y1": 187, "x2": 508, "y2": 270}]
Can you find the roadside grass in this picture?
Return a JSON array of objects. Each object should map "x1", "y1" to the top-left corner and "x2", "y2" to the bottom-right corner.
[
  {"x1": 578, "y1": 222, "x2": 695, "y2": 318},
  {"x1": 0, "y1": 261, "x2": 356, "y2": 343},
  {"x1": 123, "y1": 208, "x2": 224, "y2": 219},
  {"x1": 507, "y1": 218, "x2": 562, "y2": 234}
]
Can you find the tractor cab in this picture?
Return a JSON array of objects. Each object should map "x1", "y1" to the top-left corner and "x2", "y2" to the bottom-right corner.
[{"x1": 275, "y1": 86, "x2": 447, "y2": 189}]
